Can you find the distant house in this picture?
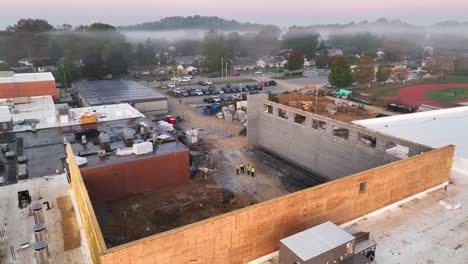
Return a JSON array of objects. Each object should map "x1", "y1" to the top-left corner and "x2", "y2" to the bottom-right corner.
[
  {"x1": 303, "y1": 58, "x2": 315, "y2": 67},
  {"x1": 173, "y1": 56, "x2": 195, "y2": 66},
  {"x1": 256, "y1": 56, "x2": 286, "y2": 68},
  {"x1": 128, "y1": 65, "x2": 169, "y2": 77},
  {"x1": 232, "y1": 59, "x2": 257, "y2": 71},
  {"x1": 18, "y1": 57, "x2": 56, "y2": 72},
  {"x1": 326, "y1": 48, "x2": 344, "y2": 57},
  {"x1": 186, "y1": 66, "x2": 197, "y2": 74},
  {"x1": 376, "y1": 51, "x2": 385, "y2": 61}
]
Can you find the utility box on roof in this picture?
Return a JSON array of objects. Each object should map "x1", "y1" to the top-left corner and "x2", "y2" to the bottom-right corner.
[{"x1": 279, "y1": 221, "x2": 356, "y2": 264}]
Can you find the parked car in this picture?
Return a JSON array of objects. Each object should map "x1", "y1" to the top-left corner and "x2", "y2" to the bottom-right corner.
[
  {"x1": 264, "y1": 80, "x2": 277, "y2": 86},
  {"x1": 222, "y1": 87, "x2": 232, "y2": 93},
  {"x1": 171, "y1": 77, "x2": 181, "y2": 82},
  {"x1": 254, "y1": 71, "x2": 263, "y2": 75},
  {"x1": 203, "y1": 89, "x2": 211, "y2": 95},
  {"x1": 231, "y1": 86, "x2": 241, "y2": 92},
  {"x1": 181, "y1": 91, "x2": 189, "y2": 97},
  {"x1": 231, "y1": 72, "x2": 241, "y2": 76},
  {"x1": 167, "y1": 83, "x2": 176, "y2": 89},
  {"x1": 183, "y1": 75, "x2": 193, "y2": 80},
  {"x1": 199, "y1": 80, "x2": 213, "y2": 86},
  {"x1": 158, "y1": 77, "x2": 170, "y2": 82},
  {"x1": 324, "y1": 83, "x2": 334, "y2": 88},
  {"x1": 180, "y1": 77, "x2": 191, "y2": 82},
  {"x1": 216, "y1": 89, "x2": 225, "y2": 94},
  {"x1": 194, "y1": 89, "x2": 204, "y2": 96}
]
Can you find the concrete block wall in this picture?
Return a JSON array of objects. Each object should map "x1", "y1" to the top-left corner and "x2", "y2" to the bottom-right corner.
[
  {"x1": 98, "y1": 146, "x2": 454, "y2": 264},
  {"x1": 247, "y1": 95, "x2": 431, "y2": 180}
]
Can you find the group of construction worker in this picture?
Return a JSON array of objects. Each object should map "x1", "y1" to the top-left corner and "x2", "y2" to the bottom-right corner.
[{"x1": 235, "y1": 162, "x2": 255, "y2": 177}]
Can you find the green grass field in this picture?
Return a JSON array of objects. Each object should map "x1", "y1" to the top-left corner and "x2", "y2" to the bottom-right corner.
[
  {"x1": 425, "y1": 88, "x2": 468, "y2": 106},
  {"x1": 272, "y1": 75, "x2": 306, "y2": 80},
  {"x1": 375, "y1": 86, "x2": 401, "y2": 97}
]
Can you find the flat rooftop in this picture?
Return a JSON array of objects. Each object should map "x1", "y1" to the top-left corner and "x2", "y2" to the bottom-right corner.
[
  {"x1": 0, "y1": 174, "x2": 86, "y2": 264},
  {"x1": 0, "y1": 96, "x2": 144, "y2": 132},
  {"x1": 0, "y1": 72, "x2": 55, "y2": 83},
  {"x1": 0, "y1": 117, "x2": 187, "y2": 185},
  {"x1": 75, "y1": 80, "x2": 167, "y2": 106},
  {"x1": 353, "y1": 106, "x2": 468, "y2": 159}
]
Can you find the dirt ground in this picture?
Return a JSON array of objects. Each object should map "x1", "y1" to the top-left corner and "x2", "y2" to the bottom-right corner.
[
  {"x1": 95, "y1": 96, "x2": 303, "y2": 247},
  {"x1": 94, "y1": 172, "x2": 255, "y2": 247},
  {"x1": 278, "y1": 93, "x2": 384, "y2": 123}
]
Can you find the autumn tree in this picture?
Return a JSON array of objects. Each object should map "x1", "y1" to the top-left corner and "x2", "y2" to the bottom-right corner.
[
  {"x1": 392, "y1": 67, "x2": 409, "y2": 82},
  {"x1": 352, "y1": 56, "x2": 375, "y2": 84},
  {"x1": 328, "y1": 55, "x2": 353, "y2": 88},
  {"x1": 376, "y1": 64, "x2": 392, "y2": 82},
  {"x1": 424, "y1": 57, "x2": 454, "y2": 79},
  {"x1": 286, "y1": 50, "x2": 304, "y2": 71}
]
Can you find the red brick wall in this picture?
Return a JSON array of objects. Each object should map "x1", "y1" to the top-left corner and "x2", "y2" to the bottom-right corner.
[
  {"x1": 0, "y1": 80, "x2": 57, "y2": 101},
  {"x1": 81, "y1": 151, "x2": 190, "y2": 202}
]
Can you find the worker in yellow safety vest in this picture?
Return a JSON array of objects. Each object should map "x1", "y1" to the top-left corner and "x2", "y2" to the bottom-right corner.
[
  {"x1": 240, "y1": 162, "x2": 245, "y2": 174},
  {"x1": 236, "y1": 164, "x2": 240, "y2": 175},
  {"x1": 246, "y1": 164, "x2": 251, "y2": 175},
  {"x1": 251, "y1": 167, "x2": 255, "y2": 177}
]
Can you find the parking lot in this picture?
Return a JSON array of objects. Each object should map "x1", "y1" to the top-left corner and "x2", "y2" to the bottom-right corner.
[{"x1": 141, "y1": 74, "x2": 329, "y2": 105}]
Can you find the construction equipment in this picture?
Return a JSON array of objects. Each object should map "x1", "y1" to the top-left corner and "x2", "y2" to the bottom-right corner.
[
  {"x1": 332, "y1": 89, "x2": 353, "y2": 99},
  {"x1": 78, "y1": 113, "x2": 97, "y2": 124}
]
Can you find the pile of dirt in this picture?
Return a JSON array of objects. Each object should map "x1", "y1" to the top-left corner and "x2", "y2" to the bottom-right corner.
[{"x1": 95, "y1": 173, "x2": 254, "y2": 247}]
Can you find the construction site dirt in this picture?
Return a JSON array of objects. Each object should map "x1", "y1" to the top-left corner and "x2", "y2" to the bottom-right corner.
[
  {"x1": 92, "y1": 92, "x2": 329, "y2": 247},
  {"x1": 277, "y1": 93, "x2": 388, "y2": 123}
]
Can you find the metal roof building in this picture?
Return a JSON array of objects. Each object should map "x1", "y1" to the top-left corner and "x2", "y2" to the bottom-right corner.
[
  {"x1": 280, "y1": 221, "x2": 356, "y2": 264},
  {"x1": 74, "y1": 80, "x2": 167, "y2": 115}
]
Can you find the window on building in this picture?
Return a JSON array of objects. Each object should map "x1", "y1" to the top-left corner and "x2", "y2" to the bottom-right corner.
[
  {"x1": 358, "y1": 133, "x2": 376, "y2": 147},
  {"x1": 278, "y1": 108, "x2": 288, "y2": 119},
  {"x1": 333, "y1": 128, "x2": 349, "y2": 139},
  {"x1": 264, "y1": 104, "x2": 273, "y2": 114},
  {"x1": 294, "y1": 113, "x2": 306, "y2": 124},
  {"x1": 359, "y1": 181, "x2": 367, "y2": 193},
  {"x1": 312, "y1": 120, "x2": 326, "y2": 131}
]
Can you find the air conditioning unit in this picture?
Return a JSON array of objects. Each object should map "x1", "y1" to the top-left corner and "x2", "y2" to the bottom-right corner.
[{"x1": 97, "y1": 150, "x2": 107, "y2": 158}]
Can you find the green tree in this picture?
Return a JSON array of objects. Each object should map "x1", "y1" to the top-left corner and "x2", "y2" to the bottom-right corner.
[
  {"x1": 7, "y1": 19, "x2": 53, "y2": 32},
  {"x1": 54, "y1": 57, "x2": 80, "y2": 87},
  {"x1": 328, "y1": 55, "x2": 353, "y2": 88},
  {"x1": 88, "y1": 23, "x2": 116, "y2": 31},
  {"x1": 352, "y1": 56, "x2": 375, "y2": 84},
  {"x1": 454, "y1": 55, "x2": 468, "y2": 76},
  {"x1": 286, "y1": 50, "x2": 304, "y2": 70},
  {"x1": 81, "y1": 49, "x2": 106, "y2": 80},
  {"x1": 376, "y1": 64, "x2": 392, "y2": 82},
  {"x1": 202, "y1": 31, "x2": 231, "y2": 72},
  {"x1": 282, "y1": 28, "x2": 319, "y2": 57}
]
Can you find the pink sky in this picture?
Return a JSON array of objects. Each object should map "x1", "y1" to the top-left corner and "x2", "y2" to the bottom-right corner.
[{"x1": 1, "y1": 0, "x2": 468, "y2": 28}]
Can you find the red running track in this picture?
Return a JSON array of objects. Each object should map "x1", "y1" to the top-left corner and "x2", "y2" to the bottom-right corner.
[{"x1": 396, "y1": 83, "x2": 468, "y2": 108}]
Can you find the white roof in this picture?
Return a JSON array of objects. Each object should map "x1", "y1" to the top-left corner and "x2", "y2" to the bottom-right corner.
[
  {"x1": 0, "y1": 72, "x2": 55, "y2": 84},
  {"x1": 353, "y1": 106, "x2": 468, "y2": 159},
  {"x1": 0, "y1": 106, "x2": 12, "y2": 123},
  {"x1": 280, "y1": 221, "x2": 355, "y2": 261},
  {"x1": 0, "y1": 96, "x2": 144, "y2": 132}
]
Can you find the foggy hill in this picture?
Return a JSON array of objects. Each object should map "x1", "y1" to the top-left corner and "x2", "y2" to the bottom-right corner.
[{"x1": 118, "y1": 15, "x2": 272, "y2": 31}]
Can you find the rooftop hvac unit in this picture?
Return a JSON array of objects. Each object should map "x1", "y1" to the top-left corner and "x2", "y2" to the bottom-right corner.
[
  {"x1": 18, "y1": 164, "x2": 28, "y2": 179},
  {"x1": 97, "y1": 150, "x2": 107, "y2": 159},
  {"x1": 98, "y1": 133, "x2": 111, "y2": 151},
  {"x1": 56, "y1": 104, "x2": 70, "y2": 116},
  {"x1": 33, "y1": 240, "x2": 49, "y2": 264},
  {"x1": 31, "y1": 203, "x2": 45, "y2": 224}
]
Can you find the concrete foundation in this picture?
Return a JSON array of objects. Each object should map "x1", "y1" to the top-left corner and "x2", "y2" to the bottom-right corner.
[{"x1": 247, "y1": 94, "x2": 431, "y2": 180}]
